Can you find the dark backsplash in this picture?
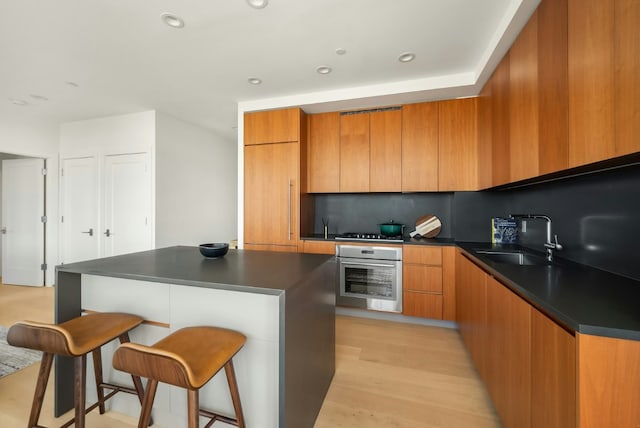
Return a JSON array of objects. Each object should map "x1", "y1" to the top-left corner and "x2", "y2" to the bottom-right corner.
[{"x1": 314, "y1": 164, "x2": 640, "y2": 281}]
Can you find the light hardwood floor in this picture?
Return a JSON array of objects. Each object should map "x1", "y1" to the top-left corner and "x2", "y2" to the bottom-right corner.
[{"x1": 0, "y1": 283, "x2": 499, "y2": 427}]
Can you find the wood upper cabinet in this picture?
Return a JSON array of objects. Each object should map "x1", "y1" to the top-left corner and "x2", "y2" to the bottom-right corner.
[
  {"x1": 244, "y1": 142, "x2": 299, "y2": 250},
  {"x1": 532, "y1": 309, "x2": 576, "y2": 428},
  {"x1": 438, "y1": 98, "x2": 485, "y2": 191},
  {"x1": 339, "y1": 113, "x2": 370, "y2": 192},
  {"x1": 489, "y1": 55, "x2": 511, "y2": 187},
  {"x1": 401, "y1": 102, "x2": 439, "y2": 191},
  {"x1": 509, "y1": 0, "x2": 568, "y2": 182},
  {"x1": 244, "y1": 108, "x2": 301, "y2": 145},
  {"x1": 307, "y1": 112, "x2": 340, "y2": 193},
  {"x1": 370, "y1": 109, "x2": 402, "y2": 192},
  {"x1": 577, "y1": 333, "x2": 640, "y2": 427}
]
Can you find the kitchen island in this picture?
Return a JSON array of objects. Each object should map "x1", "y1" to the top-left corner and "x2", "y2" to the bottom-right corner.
[{"x1": 54, "y1": 246, "x2": 336, "y2": 428}]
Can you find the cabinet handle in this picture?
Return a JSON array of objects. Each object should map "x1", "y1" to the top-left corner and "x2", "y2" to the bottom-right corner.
[
  {"x1": 287, "y1": 179, "x2": 292, "y2": 240},
  {"x1": 81, "y1": 228, "x2": 94, "y2": 236},
  {"x1": 1, "y1": 227, "x2": 6, "y2": 234},
  {"x1": 104, "y1": 229, "x2": 112, "y2": 237}
]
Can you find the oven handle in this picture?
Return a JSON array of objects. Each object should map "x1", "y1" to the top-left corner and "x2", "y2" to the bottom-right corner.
[{"x1": 339, "y1": 261, "x2": 397, "y2": 269}]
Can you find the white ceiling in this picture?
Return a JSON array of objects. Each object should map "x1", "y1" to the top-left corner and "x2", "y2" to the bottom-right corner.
[{"x1": 1, "y1": 0, "x2": 539, "y2": 143}]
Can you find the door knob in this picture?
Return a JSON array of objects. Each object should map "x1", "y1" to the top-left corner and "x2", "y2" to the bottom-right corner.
[
  {"x1": 104, "y1": 229, "x2": 112, "y2": 237},
  {"x1": 81, "y1": 228, "x2": 94, "y2": 236}
]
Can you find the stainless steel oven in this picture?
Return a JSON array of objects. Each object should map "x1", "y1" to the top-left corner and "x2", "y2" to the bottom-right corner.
[{"x1": 336, "y1": 245, "x2": 402, "y2": 313}]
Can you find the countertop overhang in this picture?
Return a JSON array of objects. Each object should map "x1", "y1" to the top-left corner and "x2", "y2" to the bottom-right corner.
[{"x1": 457, "y1": 242, "x2": 640, "y2": 341}]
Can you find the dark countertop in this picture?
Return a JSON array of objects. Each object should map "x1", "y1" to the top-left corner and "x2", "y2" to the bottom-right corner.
[
  {"x1": 457, "y1": 242, "x2": 640, "y2": 341},
  {"x1": 56, "y1": 246, "x2": 333, "y2": 296}
]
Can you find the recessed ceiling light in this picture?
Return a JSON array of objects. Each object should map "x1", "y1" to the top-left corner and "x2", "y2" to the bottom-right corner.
[
  {"x1": 248, "y1": 77, "x2": 262, "y2": 85},
  {"x1": 246, "y1": 0, "x2": 268, "y2": 9},
  {"x1": 161, "y1": 13, "x2": 185, "y2": 28},
  {"x1": 30, "y1": 94, "x2": 49, "y2": 101},
  {"x1": 316, "y1": 66, "x2": 332, "y2": 75},
  {"x1": 65, "y1": 81, "x2": 79, "y2": 87},
  {"x1": 10, "y1": 98, "x2": 28, "y2": 106},
  {"x1": 335, "y1": 48, "x2": 347, "y2": 55},
  {"x1": 398, "y1": 52, "x2": 416, "y2": 63}
]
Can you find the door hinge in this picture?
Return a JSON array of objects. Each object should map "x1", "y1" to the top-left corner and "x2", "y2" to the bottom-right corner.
[
  {"x1": 41, "y1": 263, "x2": 47, "y2": 271},
  {"x1": 41, "y1": 215, "x2": 47, "y2": 223},
  {"x1": 42, "y1": 168, "x2": 47, "y2": 176}
]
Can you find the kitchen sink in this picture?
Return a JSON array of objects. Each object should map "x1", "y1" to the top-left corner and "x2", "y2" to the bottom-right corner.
[{"x1": 474, "y1": 250, "x2": 551, "y2": 266}]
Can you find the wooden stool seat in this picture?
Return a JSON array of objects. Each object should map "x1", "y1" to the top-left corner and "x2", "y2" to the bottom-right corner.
[
  {"x1": 113, "y1": 326, "x2": 247, "y2": 428},
  {"x1": 7, "y1": 312, "x2": 146, "y2": 428}
]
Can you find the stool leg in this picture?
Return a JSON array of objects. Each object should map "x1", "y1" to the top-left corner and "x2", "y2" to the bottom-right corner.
[
  {"x1": 74, "y1": 354, "x2": 87, "y2": 428},
  {"x1": 28, "y1": 352, "x2": 54, "y2": 428},
  {"x1": 224, "y1": 359, "x2": 245, "y2": 428},
  {"x1": 187, "y1": 389, "x2": 199, "y2": 428},
  {"x1": 138, "y1": 379, "x2": 158, "y2": 428},
  {"x1": 92, "y1": 349, "x2": 106, "y2": 414}
]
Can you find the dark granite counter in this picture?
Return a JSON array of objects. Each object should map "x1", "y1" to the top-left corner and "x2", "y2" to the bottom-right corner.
[
  {"x1": 301, "y1": 235, "x2": 456, "y2": 246},
  {"x1": 457, "y1": 242, "x2": 640, "y2": 341},
  {"x1": 57, "y1": 245, "x2": 333, "y2": 295}
]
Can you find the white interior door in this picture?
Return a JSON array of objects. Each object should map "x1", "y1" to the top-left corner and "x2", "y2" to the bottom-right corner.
[
  {"x1": 103, "y1": 153, "x2": 152, "y2": 257},
  {"x1": 1, "y1": 158, "x2": 45, "y2": 286},
  {"x1": 60, "y1": 157, "x2": 99, "y2": 264}
]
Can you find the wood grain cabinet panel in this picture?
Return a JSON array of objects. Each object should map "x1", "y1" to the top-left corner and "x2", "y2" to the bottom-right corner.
[
  {"x1": 490, "y1": 54, "x2": 511, "y2": 187},
  {"x1": 339, "y1": 113, "x2": 370, "y2": 192},
  {"x1": 485, "y1": 276, "x2": 532, "y2": 428},
  {"x1": 402, "y1": 292, "x2": 443, "y2": 319},
  {"x1": 532, "y1": 309, "x2": 576, "y2": 428},
  {"x1": 307, "y1": 112, "x2": 340, "y2": 193},
  {"x1": 438, "y1": 98, "x2": 481, "y2": 191},
  {"x1": 244, "y1": 108, "x2": 301, "y2": 145},
  {"x1": 402, "y1": 246, "x2": 447, "y2": 320},
  {"x1": 403, "y1": 246, "x2": 442, "y2": 265},
  {"x1": 568, "y1": 0, "x2": 616, "y2": 167},
  {"x1": 401, "y1": 102, "x2": 439, "y2": 191},
  {"x1": 301, "y1": 240, "x2": 336, "y2": 255},
  {"x1": 369, "y1": 109, "x2": 402, "y2": 192},
  {"x1": 577, "y1": 333, "x2": 640, "y2": 427},
  {"x1": 615, "y1": 0, "x2": 640, "y2": 157},
  {"x1": 403, "y1": 265, "x2": 442, "y2": 293}
]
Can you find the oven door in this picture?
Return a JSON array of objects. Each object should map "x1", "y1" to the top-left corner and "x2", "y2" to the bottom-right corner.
[{"x1": 337, "y1": 257, "x2": 402, "y2": 312}]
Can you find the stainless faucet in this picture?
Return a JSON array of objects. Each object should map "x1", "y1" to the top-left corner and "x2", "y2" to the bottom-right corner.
[{"x1": 509, "y1": 214, "x2": 563, "y2": 261}]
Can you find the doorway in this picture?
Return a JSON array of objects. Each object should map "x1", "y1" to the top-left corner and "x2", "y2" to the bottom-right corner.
[{"x1": 0, "y1": 154, "x2": 46, "y2": 286}]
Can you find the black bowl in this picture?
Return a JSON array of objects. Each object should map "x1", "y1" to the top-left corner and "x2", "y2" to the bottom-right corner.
[{"x1": 199, "y1": 243, "x2": 229, "y2": 258}]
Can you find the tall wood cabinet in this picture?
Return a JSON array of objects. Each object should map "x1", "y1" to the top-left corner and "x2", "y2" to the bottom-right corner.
[
  {"x1": 308, "y1": 112, "x2": 340, "y2": 193},
  {"x1": 244, "y1": 108, "x2": 308, "y2": 252},
  {"x1": 401, "y1": 102, "x2": 439, "y2": 191},
  {"x1": 339, "y1": 113, "x2": 370, "y2": 192},
  {"x1": 568, "y1": 0, "x2": 640, "y2": 167}
]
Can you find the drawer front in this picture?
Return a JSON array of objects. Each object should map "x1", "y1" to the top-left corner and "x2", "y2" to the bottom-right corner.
[
  {"x1": 403, "y1": 265, "x2": 443, "y2": 293},
  {"x1": 302, "y1": 240, "x2": 337, "y2": 255},
  {"x1": 403, "y1": 246, "x2": 443, "y2": 265},
  {"x1": 403, "y1": 291, "x2": 443, "y2": 319}
]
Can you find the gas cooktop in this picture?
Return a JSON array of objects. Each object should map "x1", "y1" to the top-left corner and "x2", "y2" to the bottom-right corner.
[{"x1": 335, "y1": 232, "x2": 404, "y2": 243}]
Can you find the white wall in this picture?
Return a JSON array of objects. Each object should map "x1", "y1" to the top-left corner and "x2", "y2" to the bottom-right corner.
[
  {"x1": 155, "y1": 112, "x2": 237, "y2": 248},
  {"x1": 0, "y1": 121, "x2": 59, "y2": 286}
]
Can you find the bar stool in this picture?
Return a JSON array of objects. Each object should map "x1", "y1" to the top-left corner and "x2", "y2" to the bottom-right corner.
[
  {"x1": 113, "y1": 326, "x2": 246, "y2": 428},
  {"x1": 7, "y1": 312, "x2": 146, "y2": 428}
]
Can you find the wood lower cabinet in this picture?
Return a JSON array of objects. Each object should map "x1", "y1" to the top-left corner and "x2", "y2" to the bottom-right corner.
[
  {"x1": 532, "y1": 309, "x2": 576, "y2": 428},
  {"x1": 301, "y1": 240, "x2": 336, "y2": 255},
  {"x1": 456, "y1": 251, "x2": 577, "y2": 428},
  {"x1": 577, "y1": 333, "x2": 640, "y2": 427},
  {"x1": 244, "y1": 142, "x2": 299, "y2": 249},
  {"x1": 403, "y1": 246, "x2": 455, "y2": 320},
  {"x1": 485, "y1": 276, "x2": 532, "y2": 428}
]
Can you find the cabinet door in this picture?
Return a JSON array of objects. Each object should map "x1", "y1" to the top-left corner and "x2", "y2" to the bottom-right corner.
[
  {"x1": 568, "y1": 0, "x2": 616, "y2": 167},
  {"x1": 402, "y1": 102, "x2": 439, "y2": 191},
  {"x1": 370, "y1": 109, "x2": 402, "y2": 192},
  {"x1": 455, "y1": 251, "x2": 488, "y2": 380},
  {"x1": 532, "y1": 309, "x2": 576, "y2": 428},
  {"x1": 490, "y1": 54, "x2": 512, "y2": 187},
  {"x1": 577, "y1": 333, "x2": 640, "y2": 427},
  {"x1": 301, "y1": 240, "x2": 336, "y2": 255},
  {"x1": 103, "y1": 153, "x2": 153, "y2": 257},
  {"x1": 339, "y1": 113, "x2": 370, "y2": 192},
  {"x1": 615, "y1": 0, "x2": 640, "y2": 157},
  {"x1": 244, "y1": 108, "x2": 300, "y2": 145},
  {"x1": 308, "y1": 112, "x2": 340, "y2": 193},
  {"x1": 486, "y1": 276, "x2": 532, "y2": 428},
  {"x1": 438, "y1": 98, "x2": 479, "y2": 191},
  {"x1": 244, "y1": 143, "x2": 298, "y2": 247}
]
